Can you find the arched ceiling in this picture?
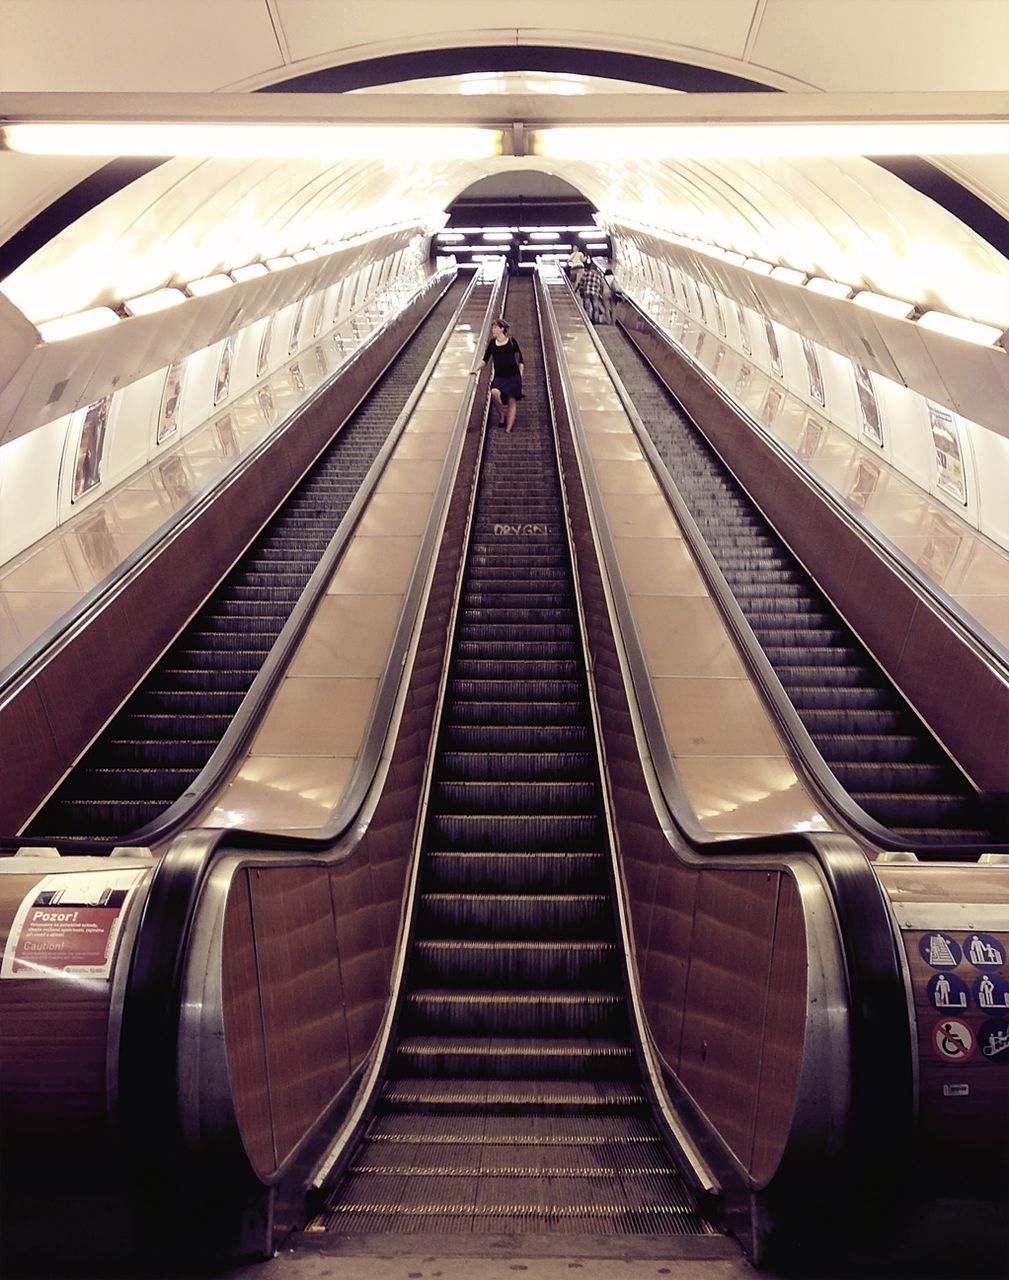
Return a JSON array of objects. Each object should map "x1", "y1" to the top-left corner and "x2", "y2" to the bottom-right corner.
[{"x1": 0, "y1": 2, "x2": 1007, "y2": 340}]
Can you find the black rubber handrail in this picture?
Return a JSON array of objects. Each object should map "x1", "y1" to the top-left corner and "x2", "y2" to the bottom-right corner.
[
  {"x1": 579, "y1": 286, "x2": 1008, "y2": 858},
  {"x1": 3, "y1": 271, "x2": 467, "y2": 856},
  {"x1": 114, "y1": 269, "x2": 507, "y2": 1232},
  {"x1": 537, "y1": 265, "x2": 915, "y2": 1217}
]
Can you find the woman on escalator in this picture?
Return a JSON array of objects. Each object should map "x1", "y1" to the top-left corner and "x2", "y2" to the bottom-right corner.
[{"x1": 471, "y1": 318, "x2": 524, "y2": 433}]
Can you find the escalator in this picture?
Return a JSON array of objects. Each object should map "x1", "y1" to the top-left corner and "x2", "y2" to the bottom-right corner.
[
  {"x1": 596, "y1": 323, "x2": 1004, "y2": 850},
  {"x1": 312, "y1": 278, "x2": 716, "y2": 1236},
  {"x1": 22, "y1": 280, "x2": 469, "y2": 841}
]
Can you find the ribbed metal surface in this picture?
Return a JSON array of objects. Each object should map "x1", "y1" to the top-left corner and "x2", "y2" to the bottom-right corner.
[
  {"x1": 316, "y1": 279, "x2": 714, "y2": 1238},
  {"x1": 598, "y1": 325, "x2": 1002, "y2": 848},
  {"x1": 26, "y1": 283, "x2": 468, "y2": 840}
]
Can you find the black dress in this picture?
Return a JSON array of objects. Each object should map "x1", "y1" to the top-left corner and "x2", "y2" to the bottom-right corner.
[{"x1": 484, "y1": 337, "x2": 523, "y2": 401}]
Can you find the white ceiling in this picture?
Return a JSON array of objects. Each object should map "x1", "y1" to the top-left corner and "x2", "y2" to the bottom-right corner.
[{"x1": 0, "y1": 1, "x2": 1006, "y2": 416}]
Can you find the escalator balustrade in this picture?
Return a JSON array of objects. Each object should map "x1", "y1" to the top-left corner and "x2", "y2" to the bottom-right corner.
[
  {"x1": 24, "y1": 283, "x2": 469, "y2": 841},
  {"x1": 314, "y1": 279, "x2": 713, "y2": 1236},
  {"x1": 597, "y1": 325, "x2": 1003, "y2": 849}
]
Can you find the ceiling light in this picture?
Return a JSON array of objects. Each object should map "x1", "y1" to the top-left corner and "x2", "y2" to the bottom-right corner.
[
  {"x1": 721, "y1": 251, "x2": 748, "y2": 266},
  {"x1": 292, "y1": 249, "x2": 318, "y2": 263},
  {"x1": 185, "y1": 274, "x2": 233, "y2": 297},
  {"x1": 852, "y1": 291, "x2": 916, "y2": 320},
  {"x1": 529, "y1": 231, "x2": 560, "y2": 241},
  {"x1": 917, "y1": 311, "x2": 1005, "y2": 345},
  {"x1": 770, "y1": 266, "x2": 807, "y2": 286},
  {"x1": 37, "y1": 306, "x2": 120, "y2": 342},
  {"x1": 806, "y1": 276, "x2": 855, "y2": 299},
  {"x1": 230, "y1": 263, "x2": 269, "y2": 282},
  {"x1": 534, "y1": 121, "x2": 1009, "y2": 159},
  {"x1": 744, "y1": 258, "x2": 774, "y2": 275},
  {"x1": 122, "y1": 288, "x2": 187, "y2": 317},
  {"x1": 265, "y1": 256, "x2": 296, "y2": 272},
  {"x1": 1, "y1": 122, "x2": 502, "y2": 161},
  {"x1": 482, "y1": 232, "x2": 513, "y2": 241},
  {"x1": 437, "y1": 232, "x2": 465, "y2": 242}
]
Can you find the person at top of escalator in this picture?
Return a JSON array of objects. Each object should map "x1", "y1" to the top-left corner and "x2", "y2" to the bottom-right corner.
[{"x1": 471, "y1": 317, "x2": 524, "y2": 434}]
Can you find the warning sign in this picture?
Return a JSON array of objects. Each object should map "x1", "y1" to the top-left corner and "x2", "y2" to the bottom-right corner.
[
  {"x1": 932, "y1": 1019, "x2": 975, "y2": 1062},
  {"x1": 1, "y1": 869, "x2": 146, "y2": 981}
]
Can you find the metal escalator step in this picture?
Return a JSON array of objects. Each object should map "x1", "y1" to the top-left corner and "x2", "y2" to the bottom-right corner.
[
  {"x1": 415, "y1": 892, "x2": 611, "y2": 937},
  {"x1": 829, "y1": 761, "x2": 957, "y2": 789},
  {"x1": 453, "y1": 659, "x2": 579, "y2": 679},
  {"x1": 441, "y1": 724, "x2": 591, "y2": 751},
  {"x1": 445, "y1": 700, "x2": 586, "y2": 727},
  {"x1": 430, "y1": 814, "x2": 600, "y2": 850},
  {"x1": 785, "y1": 686, "x2": 898, "y2": 711},
  {"x1": 393, "y1": 1036, "x2": 635, "y2": 1081},
  {"x1": 412, "y1": 939, "x2": 617, "y2": 986},
  {"x1": 425, "y1": 851, "x2": 606, "y2": 892},
  {"x1": 820, "y1": 733, "x2": 928, "y2": 764},
  {"x1": 404, "y1": 990, "x2": 624, "y2": 1036},
  {"x1": 449, "y1": 679, "x2": 583, "y2": 701},
  {"x1": 365, "y1": 1114, "x2": 659, "y2": 1144},
  {"x1": 380, "y1": 1077, "x2": 646, "y2": 1113},
  {"x1": 849, "y1": 792, "x2": 978, "y2": 824},
  {"x1": 57, "y1": 767, "x2": 196, "y2": 800},
  {"x1": 439, "y1": 751, "x2": 593, "y2": 781},
  {"x1": 432, "y1": 781, "x2": 597, "y2": 814}
]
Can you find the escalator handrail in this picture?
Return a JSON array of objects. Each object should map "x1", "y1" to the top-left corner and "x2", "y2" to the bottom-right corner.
[
  {"x1": 536, "y1": 264, "x2": 915, "y2": 1202},
  {"x1": 6, "y1": 268, "x2": 473, "y2": 856},
  {"x1": 0, "y1": 267, "x2": 456, "y2": 703},
  {"x1": 611, "y1": 249, "x2": 1009, "y2": 678},
  {"x1": 584, "y1": 284, "x2": 1007, "y2": 858},
  {"x1": 114, "y1": 267, "x2": 507, "y2": 1213}
]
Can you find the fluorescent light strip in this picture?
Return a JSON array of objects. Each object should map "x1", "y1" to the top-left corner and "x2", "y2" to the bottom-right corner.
[
  {"x1": 770, "y1": 265, "x2": 807, "y2": 286},
  {"x1": 122, "y1": 288, "x2": 187, "y2": 316},
  {"x1": 2, "y1": 122, "x2": 501, "y2": 161},
  {"x1": 536, "y1": 122, "x2": 1009, "y2": 159},
  {"x1": 185, "y1": 273, "x2": 233, "y2": 296},
  {"x1": 37, "y1": 306, "x2": 119, "y2": 342},
  {"x1": 853, "y1": 291, "x2": 916, "y2": 320},
  {"x1": 231, "y1": 263, "x2": 269, "y2": 282},
  {"x1": 806, "y1": 276, "x2": 854, "y2": 299},
  {"x1": 917, "y1": 311, "x2": 1005, "y2": 346}
]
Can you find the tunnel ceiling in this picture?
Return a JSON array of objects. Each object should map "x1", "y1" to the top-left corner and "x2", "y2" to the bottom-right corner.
[{"x1": 0, "y1": 3, "x2": 1007, "y2": 331}]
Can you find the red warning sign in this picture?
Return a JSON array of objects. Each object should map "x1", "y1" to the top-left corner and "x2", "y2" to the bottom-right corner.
[
  {"x1": 932, "y1": 1018, "x2": 975, "y2": 1062},
  {"x1": 2, "y1": 869, "x2": 146, "y2": 980}
]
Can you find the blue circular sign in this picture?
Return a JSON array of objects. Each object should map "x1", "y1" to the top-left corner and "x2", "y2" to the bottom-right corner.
[
  {"x1": 918, "y1": 932, "x2": 962, "y2": 968},
  {"x1": 973, "y1": 973, "x2": 1009, "y2": 1013},
  {"x1": 977, "y1": 1018, "x2": 1009, "y2": 1065},
  {"x1": 962, "y1": 933, "x2": 1006, "y2": 969},
  {"x1": 927, "y1": 972, "x2": 970, "y2": 1011}
]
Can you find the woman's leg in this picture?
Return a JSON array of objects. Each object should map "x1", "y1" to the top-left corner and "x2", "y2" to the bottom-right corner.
[
  {"x1": 489, "y1": 388, "x2": 504, "y2": 425},
  {"x1": 504, "y1": 396, "x2": 518, "y2": 433}
]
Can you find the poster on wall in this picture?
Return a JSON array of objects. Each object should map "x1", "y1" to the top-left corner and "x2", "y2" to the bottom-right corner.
[
  {"x1": 71, "y1": 397, "x2": 111, "y2": 502},
  {"x1": 762, "y1": 316, "x2": 783, "y2": 376},
  {"x1": 1, "y1": 869, "x2": 147, "y2": 980},
  {"x1": 215, "y1": 333, "x2": 235, "y2": 405},
  {"x1": 736, "y1": 302, "x2": 751, "y2": 355},
  {"x1": 854, "y1": 362, "x2": 884, "y2": 447},
  {"x1": 801, "y1": 336, "x2": 825, "y2": 407},
  {"x1": 927, "y1": 401, "x2": 968, "y2": 505},
  {"x1": 692, "y1": 280, "x2": 707, "y2": 324},
  {"x1": 158, "y1": 357, "x2": 186, "y2": 443},
  {"x1": 257, "y1": 317, "x2": 274, "y2": 376}
]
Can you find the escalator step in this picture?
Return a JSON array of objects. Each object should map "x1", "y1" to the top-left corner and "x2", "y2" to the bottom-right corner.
[
  {"x1": 404, "y1": 990, "x2": 625, "y2": 1036},
  {"x1": 439, "y1": 751, "x2": 594, "y2": 781},
  {"x1": 433, "y1": 781, "x2": 597, "y2": 814},
  {"x1": 424, "y1": 850, "x2": 606, "y2": 892},
  {"x1": 412, "y1": 939, "x2": 617, "y2": 986},
  {"x1": 415, "y1": 892, "x2": 611, "y2": 937},
  {"x1": 393, "y1": 1036, "x2": 635, "y2": 1081},
  {"x1": 430, "y1": 814, "x2": 600, "y2": 850}
]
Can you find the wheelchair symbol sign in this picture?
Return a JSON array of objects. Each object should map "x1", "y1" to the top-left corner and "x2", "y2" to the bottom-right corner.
[{"x1": 932, "y1": 1019, "x2": 974, "y2": 1061}]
